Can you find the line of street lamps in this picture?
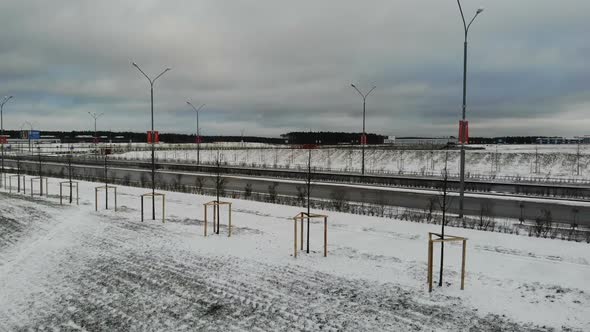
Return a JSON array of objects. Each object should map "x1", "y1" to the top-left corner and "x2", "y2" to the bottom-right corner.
[
  {"x1": 0, "y1": 3, "x2": 483, "y2": 223},
  {"x1": 349, "y1": 1, "x2": 483, "y2": 219}
]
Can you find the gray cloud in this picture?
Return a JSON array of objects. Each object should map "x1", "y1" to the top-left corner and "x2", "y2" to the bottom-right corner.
[{"x1": 0, "y1": 0, "x2": 589, "y2": 137}]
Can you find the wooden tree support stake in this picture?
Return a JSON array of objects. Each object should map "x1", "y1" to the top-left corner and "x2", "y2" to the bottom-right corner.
[
  {"x1": 203, "y1": 201, "x2": 232, "y2": 237},
  {"x1": 95, "y1": 185, "x2": 118, "y2": 211},
  {"x1": 293, "y1": 212, "x2": 329, "y2": 258},
  {"x1": 140, "y1": 192, "x2": 166, "y2": 223},
  {"x1": 59, "y1": 181, "x2": 79, "y2": 205},
  {"x1": 427, "y1": 232, "x2": 467, "y2": 292},
  {"x1": 8, "y1": 175, "x2": 26, "y2": 194}
]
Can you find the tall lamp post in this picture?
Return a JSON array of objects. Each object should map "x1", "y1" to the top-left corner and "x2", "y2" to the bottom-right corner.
[
  {"x1": 88, "y1": 112, "x2": 104, "y2": 153},
  {"x1": 1, "y1": 95, "x2": 14, "y2": 188},
  {"x1": 132, "y1": 62, "x2": 171, "y2": 220},
  {"x1": 350, "y1": 84, "x2": 376, "y2": 175},
  {"x1": 457, "y1": 1, "x2": 484, "y2": 218},
  {"x1": 186, "y1": 101, "x2": 205, "y2": 165}
]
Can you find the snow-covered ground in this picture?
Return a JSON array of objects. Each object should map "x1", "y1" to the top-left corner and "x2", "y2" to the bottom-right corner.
[
  {"x1": 7, "y1": 142, "x2": 589, "y2": 180},
  {"x1": 112, "y1": 144, "x2": 590, "y2": 181},
  {"x1": 1, "y1": 175, "x2": 589, "y2": 331}
]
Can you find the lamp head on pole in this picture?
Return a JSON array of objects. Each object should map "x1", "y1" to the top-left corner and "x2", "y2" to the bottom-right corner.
[
  {"x1": 477, "y1": 7, "x2": 484, "y2": 14},
  {"x1": 1, "y1": 95, "x2": 13, "y2": 105}
]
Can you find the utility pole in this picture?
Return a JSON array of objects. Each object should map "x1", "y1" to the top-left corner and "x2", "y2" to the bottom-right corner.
[
  {"x1": 350, "y1": 84, "x2": 376, "y2": 175},
  {"x1": 132, "y1": 62, "x2": 171, "y2": 220},
  {"x1": 457, "y1": 1, "x2": 484, "y2": 218}
]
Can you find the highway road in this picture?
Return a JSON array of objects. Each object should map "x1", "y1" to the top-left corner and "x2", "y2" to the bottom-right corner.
[
  {"x1": 3, "y1": 158, "x2": 589, "y2": 227},
  {"x1": 5, "y1": 155, "x2": 590, "y2": 199}
]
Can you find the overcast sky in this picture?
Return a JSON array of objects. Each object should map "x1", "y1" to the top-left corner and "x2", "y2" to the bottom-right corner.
[{"x1": 0, "y1": 0, "x2": 588, "y2": 137}]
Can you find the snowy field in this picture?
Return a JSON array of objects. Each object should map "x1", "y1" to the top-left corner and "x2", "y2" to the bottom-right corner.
[
  {"x1": 112, "y1": 144, "x2": 590, "y2": 181},
  {"x1": 1, "y1": 176, "x2": 589, "y2": 331},
  {"x1": 6, "y1": 142, "x2": 590, "y2": 180}
]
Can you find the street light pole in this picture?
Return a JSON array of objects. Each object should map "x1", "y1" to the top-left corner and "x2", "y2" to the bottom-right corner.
[
  {"x1": 132, "y1": 62, "x2": 171, "y2": 220},
  {"x1": 350, "y1": 84, "x2": 376, "y2": 175},
  {"x1": 457, "y1": 1, "x2": 484, "y2": 218},
  {"x1": 88, "y1": 112, "x2": 104, "y2": 154},
  {"x1": 186, "y1": 101, "x2": 205, "y2": 165},
  {"x1": 0, "y1": 95, "x2": 13, "y2": 188}
]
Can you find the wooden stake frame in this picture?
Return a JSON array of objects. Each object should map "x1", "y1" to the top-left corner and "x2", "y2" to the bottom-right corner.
[
  {"x1": 8, "y1": 175, "x2": 26, "y2": 194},
  {"x1": 141, "y1": 193, "x2": 166, "y2": 223},
  {"x1": 427, "y1": 232, "x2": 467, "y2": 293},
  {"x1": 59, "y1": 181, "x2": 79, "y2": 205},
  {"x1": 95, "y1": 185, "x2": 117, "y2": 211},
  {"x1": 203, "y1": 201, "x2": 232, "y2": 237},
  {"x1": 30, "y1": 177, "x2": 49, "y2": 197},
  {"x1": 293, "y1": 212, "x2": 328, "y2": 258}
]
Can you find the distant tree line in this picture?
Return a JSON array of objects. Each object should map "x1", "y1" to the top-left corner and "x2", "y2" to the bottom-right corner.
[
  {"x1": 2, "y1": 130, "x2": 284, "y2": 144},
  {"x1": 470, "y1": 136, "x2": 548, "y2": 144},
  {"x1": 281, "y1": 131, "x2": 386, "y2": 145},
  {"x1": 2, "y1": 128, "x2": 558, "y2": 146}
]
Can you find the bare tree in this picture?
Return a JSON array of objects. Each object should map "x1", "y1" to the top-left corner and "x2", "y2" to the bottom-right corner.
[
  {"x1": 214, "y1": 151, "x2": 227, "y2": 234},
  {"x1": 437, "y1": 147, "x2": 453, "y2": 287},
  {"x1": 244, "y1": 183, "x2": 252, "y2": 198},
  {"x1": 195, "y1": 176, "x2": 205, "y2": 194},
  {"x1": 534, "y1": 208, "x2": 553, "y2": 238},
  {"x1": 576, "y1": 142, "x2": 581, "y2": 176},
  {"x1": 534, "y1": 144, "x2": 540, "y2": 174},
  {"x1": 37, "y1": 145, "x2": 44, "y2": 195},
  {"x1": 296, "y1": 185, "x2": 307, "y2": 206},
  {"x1": 330, "y1": 189, "x2": 348, "y2": 212},
  {"x1": 15, "y1": 152, "x2": 22, "y2": 192},
  {"x1": 430, "y1": 148, "x2": 435, "y2": 171},
  {"x1": 426, "y1": 197, "x2": 437, "y2": 223},
  {"x1": 304, "y1": 146, "x2": 314, "y2": 253},
  {"x1": 267, "y1": 182, "x2": 279, "y2": 203},
  {"x1": 477, "y1": 202, "x2": 495, "y2": 231},
  {"x1": 67, "y1": 151, "x2": 74, "y2": 203}
]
